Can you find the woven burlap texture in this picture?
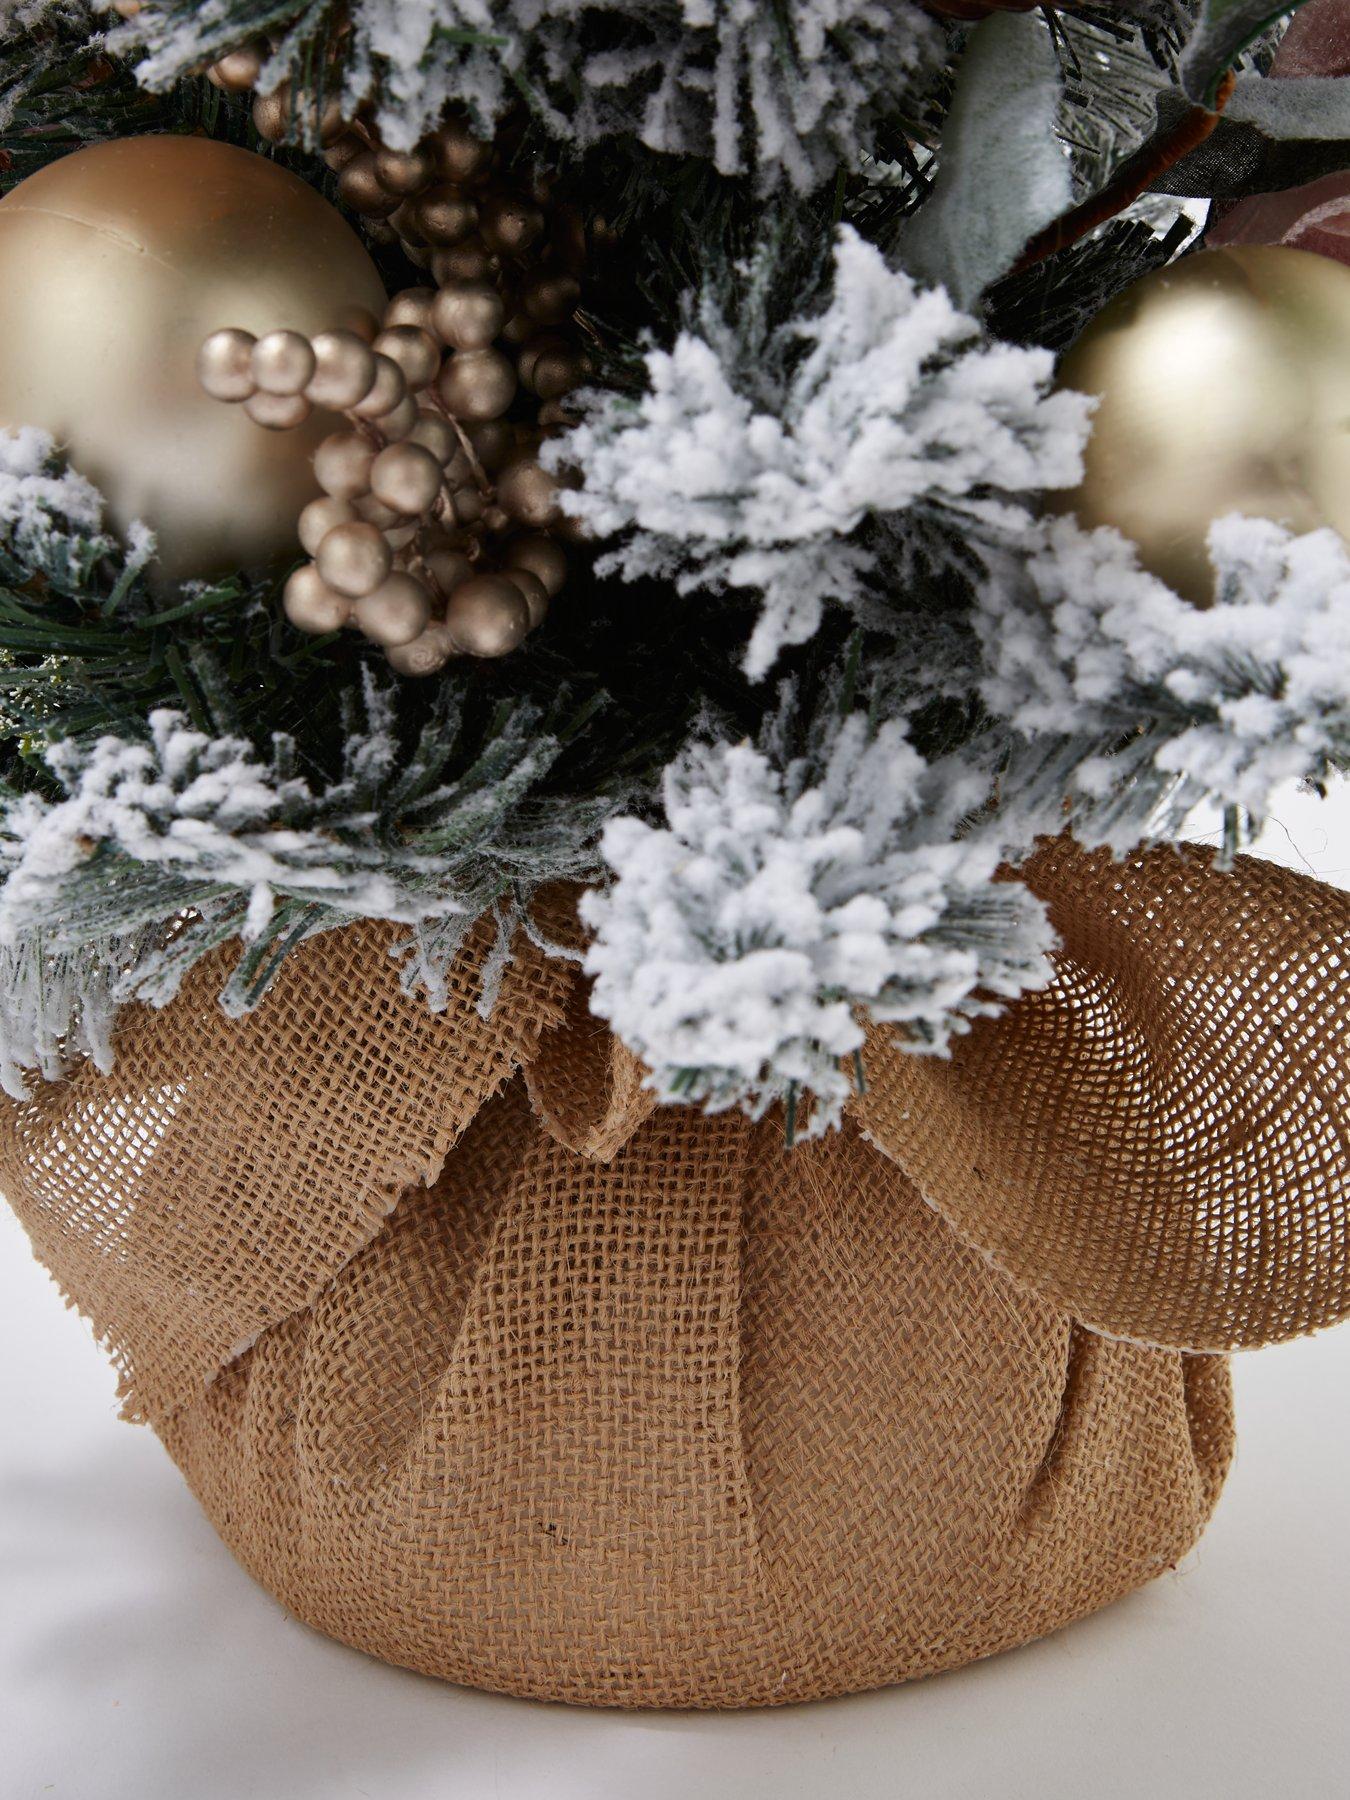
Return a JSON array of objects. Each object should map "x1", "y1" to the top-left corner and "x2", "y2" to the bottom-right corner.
[{"x1": 1, "y1": 840, "x2": 1346, "y2": 1706}]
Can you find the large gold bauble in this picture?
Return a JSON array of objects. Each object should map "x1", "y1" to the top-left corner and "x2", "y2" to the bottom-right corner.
[
  {"x1": 0, "y1": 136, "x2": 387, "y2": 580},
  {"x1": 1054, "y1": 245, "x2": 1350, "y2": 605}
]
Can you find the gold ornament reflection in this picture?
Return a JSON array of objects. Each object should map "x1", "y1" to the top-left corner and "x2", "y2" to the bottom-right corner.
[{"x1": 1053, "y1": 245, "x2": 1350, "y2": 605}]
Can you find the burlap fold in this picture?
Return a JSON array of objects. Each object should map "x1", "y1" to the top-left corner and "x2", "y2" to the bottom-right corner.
[
  {"x1": 0, "y1": 839, "x2": 1344, "y2": 1706},
  {"x1": 855, "y1": 841, "x2": 1350, "y2": 1353},
  {"x1": 0, "y1": 915, "x2": 574, "y2": 1423}
]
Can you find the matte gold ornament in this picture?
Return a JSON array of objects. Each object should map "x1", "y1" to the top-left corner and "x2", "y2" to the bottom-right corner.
[
  {"x1": 480, "y1": 193, "x2": 545, "y2": 257},
  {"x1": 422, "y1": 541, "x2": 475, "y2": 596},
  {"x1": 379, "y1": 396, "x2": 420, "y2": 443},
  {"x1": 375, "y1": 145, "x2": 436, "y2": 196},
  {"x1": 417, "y1": 185, "x2": 480, "y2": 246},
  {"x1": 523, "y1": 271, "x2": 583, "y2": 325},
  {"x1": 207, "y1": 40, "x2": 268, "y2": 94},
  {"x1": 196, "y1": 328, "x2": 257, "y2": 404},
  {"x1": 432, "y1": 281, "x2": 508, "y2": 351},
  {"x1": 357, "y1": 495, "x2": 404, "y2": 530},
  {"x1": 314, "y1": 431, "x2": 376, "y2": 501},
  {"x1": 434, "y1": 240, "x2": 499, "y2": 285},
  {"x1": 0, "y1": 136, "x2": 386, "y2": 581},
  {"x1": 507, "y1": 534, "x2": 567, "y2": 599},
  {"x1": 407, "y1": 412, "x2": 460, "y2": 464},
  {"x1": 252, "y1": 329, "x2": 317, "y2": 396},
  {"x1": 1054, "y1": 245, "x2": 1350, "y2": 605},
  {"x1": 245, "y1": 390, "x2": 310, "y2": 431},
  {"x1": 384, "y1": 288, "x2": 439, "y2": 334},
  {"x1": 466, "y1": 420, "x2": 516, "y2": 474},
  {"x1": 338, "y1": 151, "x2": 400, "y2": 217},
  {"x1": 503, "y1": 565, "x2": 550, "y2": 628},
  {"x1": 370, "y1": 442, "x2": 444, "y2": 516},
  {"x1": 385, "y1": 622, "x2": 459, "y2": 676},
  {"x1": 437, "y1": 347, "x2": 517, "y2": 421},
  {"x1": 352, "y1": 355, "x2": 409, "y2": 420},
  {"x1": 434, "y1": 119, "x2": 495, "y2": 184},
  {"x1": 283, "y1": 563, "x2": 352, "y2": 633},
  {"x1": 373, "y1": 325, "x2": 441, "y2": 390},
  {"x1": 298, "y1": 495, "x2": 359, "y2": 555},
  {"x1": 497, "y1": 457, "x2": 560, "y2": 528},
  {"x1": 305, "y1": 331, "x2": 378, "y2": 409}
]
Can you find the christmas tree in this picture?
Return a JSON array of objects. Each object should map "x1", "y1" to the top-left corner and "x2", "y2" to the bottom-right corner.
[{"x1": 0, "y1": 0, "x2": 1345, "y2": 1133}]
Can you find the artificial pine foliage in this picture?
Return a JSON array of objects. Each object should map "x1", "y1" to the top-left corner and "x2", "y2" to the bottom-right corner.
[{"x1": 0, "y1": 0, "x2": 1346, "y2": 1122}]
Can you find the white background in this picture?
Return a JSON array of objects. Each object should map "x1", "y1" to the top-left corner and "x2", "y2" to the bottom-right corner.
[{"x1": 4, "y1": 785, "x2": 1349, "y2": 1800}]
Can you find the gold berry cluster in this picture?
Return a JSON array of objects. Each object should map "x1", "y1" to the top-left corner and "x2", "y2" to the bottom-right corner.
[{"x1": 195, "y1": 45, "x2": 593, "y2": 677}]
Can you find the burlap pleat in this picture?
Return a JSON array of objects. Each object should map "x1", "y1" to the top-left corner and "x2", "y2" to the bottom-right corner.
[
  {"x1": 1, "y1": 839, "x2": 1344, "y2": 1706},
  {"x1": 856, "y1": 841, "x2": 1350, "y2": 1352}
]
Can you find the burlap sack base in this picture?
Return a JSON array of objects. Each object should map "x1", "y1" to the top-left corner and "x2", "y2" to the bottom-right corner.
[
  {"x1": 0, "y1": 914, "x2": 575, "y2": 1423},
  {"x1": 158, "y1": 1080, "x2": 1232, "y2": 1709},
  {"x1": 14, "y1": 837, "x2": 1350, "y2": 1707}
]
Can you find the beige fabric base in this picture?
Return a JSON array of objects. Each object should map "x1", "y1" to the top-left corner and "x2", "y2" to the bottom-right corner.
[
  {"x1": 5, "y1": 840, "x2": 1349, "y2": 1706},
  {"x1": 159, "y1": 1085, "x2": 1232, "y2": 1707}
]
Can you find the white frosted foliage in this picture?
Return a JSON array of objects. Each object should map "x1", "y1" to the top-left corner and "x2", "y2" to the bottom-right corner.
[
  {"x1": 0, "y1": 708, "x2": 443, "y2": 940},
  {"x1": 582, "y1": 712, "x2": 1056, "y2": 1133},
  {"x1": 0, "y1": 932, "x2": 148, "y2": 1100},
  {"x1": 979, "y1": 514, "x2": 1350, "y2": 842},
  {"x1": 0, "y1": 424, "x2": 110, "y2": 551},
  {"x1": 109, "y1": 0, "x2": 943, "y2": 185},
  {"x1": 0, "y1": 425, "x2": 157, "y2": 584},
  {"x1": 556, "y1": 229, "x2": 1093, "y2": 677}
]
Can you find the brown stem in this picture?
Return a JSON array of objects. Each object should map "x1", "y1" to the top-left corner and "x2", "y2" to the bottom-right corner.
[
  {"x1": 431, "y1": 396, "x2": 495, "y2": 499},
  {"x1": 1009, "y1": 70, "x2": 1237, "y2": 276}
]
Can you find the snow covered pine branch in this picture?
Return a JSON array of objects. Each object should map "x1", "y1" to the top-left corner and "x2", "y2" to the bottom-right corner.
[
  {"x1": 0, "y1": 678, "x2": 597, "y2": 1091},
  {"x1": 554, "y1": 228, "x2": 1094, "y2": 677},
  {"x1": 581, "y1": 691, "x2": 1057, "y2": 1136},
  {"x1": 578, "y1": 509, "x2": 1350, "y2": 1133},
  {"x1": 105, "y1": 1, "x2": 945, "y2": 187},
  {"x1": 979, "y1": 514, "x2": 1350, "y2": 851},
  {"x1": 0, "y1": 422, "x2": 153, "y2": 593}
]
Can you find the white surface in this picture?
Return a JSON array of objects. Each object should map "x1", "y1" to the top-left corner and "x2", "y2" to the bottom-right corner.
[{"x1": 4, "y1": 787, "x2": 1350, "y2": 1800}]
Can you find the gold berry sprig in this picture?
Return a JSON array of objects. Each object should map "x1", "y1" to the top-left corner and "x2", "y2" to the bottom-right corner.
[{"x1": 195, "y1": 96, "x2": 593, "y2": 676}]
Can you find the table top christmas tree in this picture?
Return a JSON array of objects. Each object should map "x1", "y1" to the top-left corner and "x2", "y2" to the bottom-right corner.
[{"x1": 2, "y1": 0, "x2": 1350, "y2": 1713}]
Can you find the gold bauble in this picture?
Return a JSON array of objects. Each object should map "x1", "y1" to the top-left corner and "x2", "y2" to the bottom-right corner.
[
  {"x1": 497, "y1": 457, "x2": 560, "y2": 528},
  {"x1": 1054, "y1": 245, "x2": 1350, "y2": 605},
  {"x1": 0, "y1": 136, "x2": 387, "y2": 580},
  {"x1": 386, "y1": 623, "x2": 459, "y2": 677},
  {"x1": 373, "y1": 324, "x2": 441, "y2": 389},
  {"x1": 298, "y1": 495, "x2": 358, "y2": 555},
  {"x1": 438, "y1": 347, "x2": 517, "y2": 422},
  {"x1": 316, "y1": 521, "x2": 393, "y2": 598},
  {"x1": 432, "y1": 280, "x2": 507, "y2": 351},
  {"x1": 355, "y1": 574, "x2": 433, "y2": 647},
  {"x1": 503, "y1": 565, "x2": 550, "y2": 628}
]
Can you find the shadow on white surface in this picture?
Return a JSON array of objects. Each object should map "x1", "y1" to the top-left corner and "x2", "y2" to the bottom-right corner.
[{"x1": 3, "y1": 786, "x2": 1350, "y2": 1800}]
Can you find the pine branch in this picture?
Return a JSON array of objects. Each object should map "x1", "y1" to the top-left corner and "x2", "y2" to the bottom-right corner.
[
  {"x1": 552, "y1": 227, "x2": 1092, "y2": 678},
  {"x1": 977, "y1": 514, "x2": 1350, "y2": 851},
  {"x1": 582, "y1": 665, "x2": 1056, "y2": 1134}
]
